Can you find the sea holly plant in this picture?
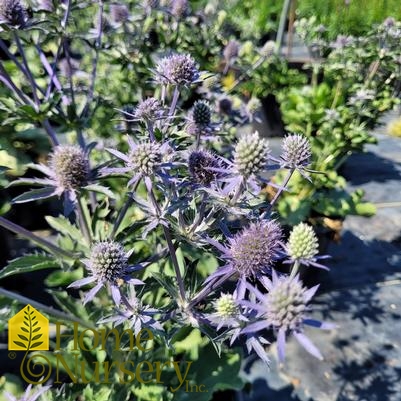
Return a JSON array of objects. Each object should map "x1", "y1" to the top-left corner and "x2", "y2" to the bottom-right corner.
[{"x1": 0, "y1": 1, "x2": 339, "y2": 400}]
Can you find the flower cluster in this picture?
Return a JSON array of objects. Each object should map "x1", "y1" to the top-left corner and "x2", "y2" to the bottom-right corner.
[{"x1": 0, "y1": 10, "x2": 339, "y2": 398}]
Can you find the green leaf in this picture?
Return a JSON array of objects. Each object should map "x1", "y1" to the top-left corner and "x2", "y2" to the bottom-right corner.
[
  {"x1": 45, "y1": 267, "x2": 83, "y2": 287},
  {"x1": 0, "y1": 254, "x2": 59, "y2": 280},
  {"x1": 172, "y1": 345, "x2": 244, "y2": 401},
  {"x1": 83, "y1": 184, "x2": 116, "y2": 199},
  {"x1": 12, "y1": 187, "x2": 56, "y2": 203},
  {"x1": 45, "y1": 215, "x2": 82, "y2": 240},
  {"x1": 172, "y1": 329, "x2": 206, "y2": 360}
]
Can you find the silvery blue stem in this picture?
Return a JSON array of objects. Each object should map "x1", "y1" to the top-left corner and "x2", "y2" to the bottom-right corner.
[
  {"x1": 268, "y1": 168, "x2": 294, "y2": 210},
  {"x1": 0, "y1": 39, "x2": 45, "y2": 97},
  {"x1": 0, "y1": 63, "x2": 33, "y2": 106},
  {"x1": 146, "y1": 121, "x2": 155, "y2": 142},
  {"x1": 76, "y1": 196, "x2": 92, "y2": 244},
  {"x1": 290, "y1": 260, "x2": 300, "y2": 279},
  {"x1": 42, "y1": 119, "x2": 60, "y2": 147},
  {"x1": 148, "y1": 188, "x2": 186, "y2": 301},
  {"x1": 168, "y1": 86, "x2": 180, "y2": 116},
  {"x1": 0, "y1": 217, "x2": 73, "y2": 259},
  {"x1": 14, "y1": 33, "x2": 40, "y2": 108}
]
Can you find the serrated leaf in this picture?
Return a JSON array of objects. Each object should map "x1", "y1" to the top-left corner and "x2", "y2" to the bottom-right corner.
[
  {"x1": 0, "y1": 254, "x2": 59, "y2": 280},
  {"x1": 12, "y1": 187, "x2": 56, "y2": 203},
  {"x1": 45, "y1": 215, "x2": 82, "y2": 239}
]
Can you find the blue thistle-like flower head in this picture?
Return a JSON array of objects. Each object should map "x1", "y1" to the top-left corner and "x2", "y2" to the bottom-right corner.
[
  {"x1": 89, "y1": 240, "x2": 129, "y2": 282},
  {"x1": 214, "y1": 293, "x2": 239, "y2": 319},
  {"x1": 68, "y1": 240, "x2": 144, "y2": 305},
  {"x1": 280, "y1": 134, "x2": 311, "y2": 169},
  {"x1": 0, "y1": 0, "x2": 27, "y2": 27},
  {"x1": 191, "y1": 100, "x2": 211, "y2": 126},
  {"x1": 241, "y1": 272, "x2": 333, "y2": 362},
  {"x1": 287, "y1": 223, "x2": 319, "y2": 261},
  {"x1": 223, "y1": 40, "x2": 240, "y2": 61},
  {"x1": 263, "y1": 275, "x2": 308, "y2": 332},
  {"x1": 229, "y1": 220, "x2": 283, "y2": 278},
  {"x1": 234, "y1": 132, "x2": 270, "y2": 178},
  {"x1": 155, "y1": 54, "x2": 200, "y2": 86},
  {"x1": 188, "y1": 149, "x2": 222, "y2": 186},
  {"x1": 134, "y1": 97, "x2": 162, "y2": 122},
  {"x1": 128, "y1": 141, "x2": 163, "y2": 176},
  {"x1": 110, "y1": 3, "x2": 130, "y2": 24},
  {"x1": 50, "y1": 145, "x2": 90, "y2": 191}
]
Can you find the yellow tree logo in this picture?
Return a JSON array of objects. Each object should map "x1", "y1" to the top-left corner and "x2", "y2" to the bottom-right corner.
[{"x1": 8, "y1": 305, "x2": 49, "y2": 351}]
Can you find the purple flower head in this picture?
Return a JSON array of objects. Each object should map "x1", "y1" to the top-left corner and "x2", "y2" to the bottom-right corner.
[
  {"x1": 223, "y1": 40, "x2": 240, "y2": 61},
  {"x1": 129, "y1": 141, "x2": 163, "y2": 175},
  {"x1": 110, "y1": 3, "x2": 130, "y2": 24},
  {"x1": 191, "y1": 100, "x2": 211, "y2": 127},
  {"x1": 10, "y1": 144, "x2": 111, "y2": 215},
  {"x1": 50, "y1": 145, "x2": 90, "y2": 191},
  {"x1": 280, "y1": 134, "x2": 312, "y2": 170},
  {"x1": 155, "y1": 54, "x2": 200, "y2": 86},
  {"x1": 209, "y1": 293, "x2": 244, "y2": 331},
  {"x1": 0, "y1": 0, "x2": 28, "y2": 27},
  {"x1": 68, "y1": 240, "x2": 144, "y2": 305},
  {"x1": 221, "y1": 131, "x2": 271, "y2": 195},
  {"x1": 229, "y1": 220, "x2": 283, "y2": 278},
  {"x1": 206, "y1": 220, "x2": 284, "y2": 299},
  {"x1": 285, "y1": 223, "x2": 329, "y2": 270},
  {"x1": 104, "y1": 137, "x2": 172, "y2": 190},
  {"x1": 234, "y1": 132, "x2": 270, "y2": 179},
  {"x1": 188, "y1": 149, "x2": 222, "y2": 186},
  {"x1": 133, "y1": 97, "x2": 163, "y2": 122},
  {"x1": 242, "y1": 272, "x2": 334, "y2": 362},
  {"x1": 170, "y1": 0, "x2": 189, "y2": 18}
]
